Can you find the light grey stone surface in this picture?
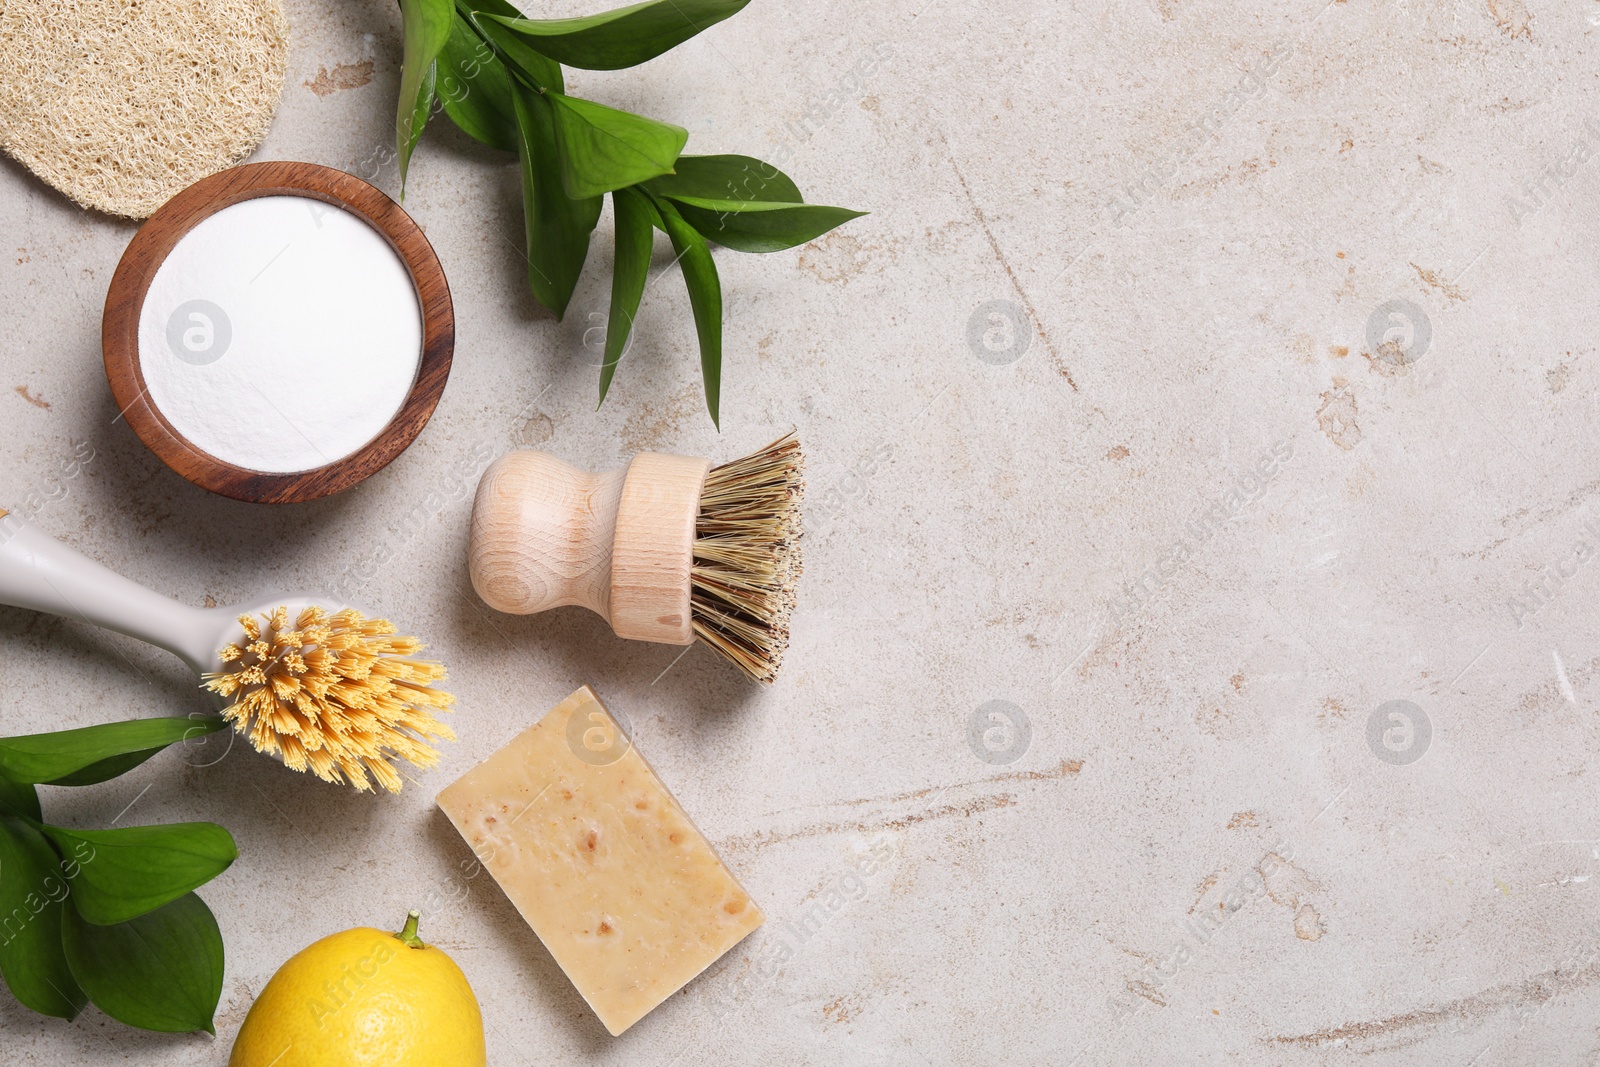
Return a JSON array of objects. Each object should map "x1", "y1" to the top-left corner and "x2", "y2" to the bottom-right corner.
[{"x1": 4, "y1": 0, "x2": 1600, "y2": 1062}]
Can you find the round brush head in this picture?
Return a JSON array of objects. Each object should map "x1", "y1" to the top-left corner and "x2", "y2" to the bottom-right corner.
[
  {"x1": 691, "y1": 431, "x2": 804, "y2": 684},
  {"x1": 469, "y1": 431, "x2": 805, "y2": 684},
  {"x1": 201, "y1": 605, "x2": 455, "y2": 793}
]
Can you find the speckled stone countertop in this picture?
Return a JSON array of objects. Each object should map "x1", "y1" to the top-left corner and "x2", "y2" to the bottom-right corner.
[{"x1": 4, "y1": 0, "x2": 1600, "y2": 1063}]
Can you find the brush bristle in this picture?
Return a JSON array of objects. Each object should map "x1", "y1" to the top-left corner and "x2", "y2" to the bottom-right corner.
[
  {"x1": 201, "y1": 606, "x2": 455, "y2": 793},
  {"x1": 691, "y1": 431, "x2": 804, "y2": 683}
]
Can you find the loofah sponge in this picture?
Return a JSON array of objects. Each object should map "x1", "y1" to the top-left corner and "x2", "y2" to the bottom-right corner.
[{"x1": 0, "y1": 0, "x2": 289, "y2": 219}]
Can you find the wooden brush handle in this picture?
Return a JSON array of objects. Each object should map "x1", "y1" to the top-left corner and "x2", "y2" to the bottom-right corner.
[{"x1": 469, "y1": 451, "x2": 711, "y2": 645}]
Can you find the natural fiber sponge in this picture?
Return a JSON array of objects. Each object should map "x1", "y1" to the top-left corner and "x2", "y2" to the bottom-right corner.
[{"x1": 0, "y1": 0, "x2": 288, "y2": 218}]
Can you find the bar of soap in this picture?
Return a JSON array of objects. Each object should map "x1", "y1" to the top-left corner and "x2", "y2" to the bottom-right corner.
[{"x1": 437, "y1": 686, "x2": 763, "y2": 1035}]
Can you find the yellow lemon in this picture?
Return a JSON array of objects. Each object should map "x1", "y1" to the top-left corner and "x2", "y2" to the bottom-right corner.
[{"x1": 229, "y1": 910, "x2": 485, "y2": 1067}]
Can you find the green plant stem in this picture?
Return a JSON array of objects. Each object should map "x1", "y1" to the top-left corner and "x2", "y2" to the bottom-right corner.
[
  {"x1": 405, "y1": 0, "x2": 863, "y2": 420},
  {"x1": 394, "y1": 908, "x2": 428, "y2": 949}
]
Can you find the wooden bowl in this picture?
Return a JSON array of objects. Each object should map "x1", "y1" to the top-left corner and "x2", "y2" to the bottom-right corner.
[{"x1": 102, "y1": 161, "x2": 453, "y2": 504}]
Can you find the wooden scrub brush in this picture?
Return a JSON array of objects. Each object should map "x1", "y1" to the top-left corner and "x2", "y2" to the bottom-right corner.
[
  {"x1": 0, "y1": 509, "x2": 453, "y2": 792},
  {"x1": 470, "y1": 431, "x2": 803, "y2": 683}
]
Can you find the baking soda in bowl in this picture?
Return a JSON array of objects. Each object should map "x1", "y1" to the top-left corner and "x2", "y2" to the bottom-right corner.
[{"x1": 136, "y1": 195, "x2": 424, "y2": 474}]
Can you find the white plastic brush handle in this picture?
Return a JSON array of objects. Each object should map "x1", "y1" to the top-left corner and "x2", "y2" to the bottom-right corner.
[{"x1": 0, "y1": 509, "x2": 232, "y2": 675}]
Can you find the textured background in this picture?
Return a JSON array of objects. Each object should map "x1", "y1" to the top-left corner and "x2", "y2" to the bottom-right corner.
[{"x1": 4, "y1": 0, "x2": 1600, "y2": 1062}]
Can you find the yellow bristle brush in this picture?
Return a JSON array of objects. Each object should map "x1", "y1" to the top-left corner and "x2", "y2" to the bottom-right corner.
[
  {"x1": 0, "y1": 508, "x2": 453, "y2": 793},
  {"x1": 469, "y1": 431, "x2": 803, "y2": 683}
]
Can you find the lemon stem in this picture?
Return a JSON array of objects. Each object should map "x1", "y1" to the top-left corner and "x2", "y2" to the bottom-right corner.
[{"x1": 394, "y1": 908, "x2": 427, "y2": 950}]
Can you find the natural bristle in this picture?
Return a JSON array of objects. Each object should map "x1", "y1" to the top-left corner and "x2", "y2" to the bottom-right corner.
[
  {"x1": 201, "y1": 606, "x2": 455, "y2": 793},
  {"x1": 691, "y1": 431, "x2": 804, "y2": 683}
]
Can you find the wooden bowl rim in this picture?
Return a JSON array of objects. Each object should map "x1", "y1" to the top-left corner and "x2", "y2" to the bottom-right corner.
[{"x1": 102, "y1": 161, "x2": 454, "y2": 504}]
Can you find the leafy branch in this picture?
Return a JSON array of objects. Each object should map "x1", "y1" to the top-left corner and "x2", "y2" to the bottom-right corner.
[
  {"x1": 397, "y1": 0, "x2": 865, "y2": 425},
  {"x1": 0, "y1": 718, "x2": 234, "y2": 1033}
]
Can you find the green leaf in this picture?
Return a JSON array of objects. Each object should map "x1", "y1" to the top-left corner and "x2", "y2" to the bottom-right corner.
[
  {"x1": 454, "y1": 0, "x2": 519, "y2": 19},
  {"x1": 0, "y1": 777, "x2": 40, "y2": 821},
  {"x1": 481, "y1": 0, "x2": 751, "y2": 71},
  {"x1": 0, "y1": 717, "x2": 226, "y2": 787},
  {"x1": 466, "y1": 5, "x2": 566, "y2": 91},
  {"x1": 546, "y1": 93, "x2": 687, "y2": 199},
  {"x1": 397, "y1": 0, "x2": 455, "y2": 190},
  {"x1": 48, "y1": 751, "x2": 167, "y2": 788},
  {"x1": 645, "y1": 154, "x2": 803, "y2": 204},
  {"x1": 63, "y1": 892, "x2": 223, "y2": 1034},
  {"x1": 655, "y1": 196, "x2": 866, "y2": 253},
  {"x1": 655, "y1": 197, "x2": 724, "y2": 426},
  {"x1": 599, "y1": 187, "x2": 656, "y2": 406},
  {"x1": 0, "y1": 817, "x2": 85, "y2": 1019},
  {"x1": 512, "y1": 83, "x2": 603, "y2": 319},
  {"x1": 437, "y1": 14, "x2": 518, "y2": 153},
  {"x1": 403, "y1": 61, "x2": 439, "y2": 191},
  {"x1": 42, "y1": 823, "x2": 236, "y2": 926}
]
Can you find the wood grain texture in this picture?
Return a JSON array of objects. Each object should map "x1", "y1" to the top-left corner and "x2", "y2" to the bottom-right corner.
[
  {"x1": 470, "y1": 450, "x2": 625, "y2": 619},
  {"x1": 468, "y1": 450, "x2": 709, "y2": 645},
  {"x1": 101, "y1": 160, "x2": 453, "y2": 504},
  {"x1": 611, "y1": 452, "x2": 709, "y2": 645}
]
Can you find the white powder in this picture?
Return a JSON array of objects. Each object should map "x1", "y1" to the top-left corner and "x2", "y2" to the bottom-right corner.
[{"x1": 137, "y1": 195, "x2": 424, "y2": 474}]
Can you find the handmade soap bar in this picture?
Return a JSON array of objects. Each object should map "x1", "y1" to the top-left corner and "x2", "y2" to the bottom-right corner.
[{"x1": 437, "y1": 686, "x2": 762, "y2": 1035}]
